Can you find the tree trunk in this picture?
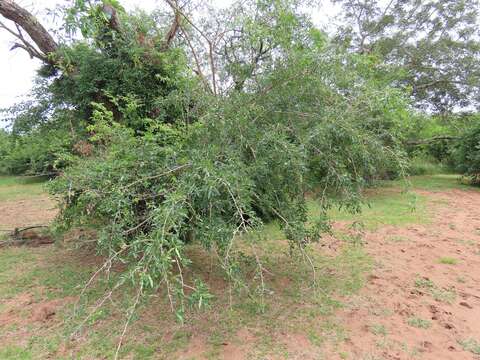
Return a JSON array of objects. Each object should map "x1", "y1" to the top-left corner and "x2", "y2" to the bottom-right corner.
[{"x1": 0, "y1": 0, "x2": 57, "y2": 62}]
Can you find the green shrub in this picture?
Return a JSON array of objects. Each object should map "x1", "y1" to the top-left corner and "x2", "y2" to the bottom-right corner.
[
  {"x1": 454, "y1": 119, "x2": 480, "y2": 185},
  {"x1": 3, "y1": 0, "x2": 409, "y2": 316},
  {"x1": 49, "y1": 48, "x2": 408, "y2": 313}
]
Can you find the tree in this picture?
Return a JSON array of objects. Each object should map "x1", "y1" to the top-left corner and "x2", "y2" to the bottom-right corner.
[
  {"x1": 0, "y1": 1, "x2": 410, "y2": 340},
  {"x1": 333, "y1": 0, "x2": 480, "y2": 114}
]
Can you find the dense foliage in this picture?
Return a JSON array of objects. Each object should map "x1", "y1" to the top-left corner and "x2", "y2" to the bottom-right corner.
[
  {"x1": 0, "y1": 0, "x2": 478, "y2": 317},
  {"x1": 334, "y1": 0, "x2": 480, "y2": 114},
  {"x1": 44, "y1": 1, "x2": 409, "y2": 312},
  {"x1": 454, "y1": 116, "x2": 480, "y2": 184}
]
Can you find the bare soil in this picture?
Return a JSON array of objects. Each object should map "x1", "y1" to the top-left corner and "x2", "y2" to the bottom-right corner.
[
  {"x1": 2, "y1": 184, "x2": 480, "y2": 359},
  {"x1": 324, "y1": 188, "x2": 480, "y2": 359},
  {"x1": 0, "y1": 196, "x2": 56, "y2": 230},
  {"x1": 173, "y1": 188, "x2": 480, "y2": 359}
]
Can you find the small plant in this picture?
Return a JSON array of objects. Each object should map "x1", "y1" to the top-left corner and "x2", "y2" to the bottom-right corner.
[
  {"x1": 407, "y1": 317, "x2": 431, "y2": 329},
  {"x1": 438, "y1": 257, "x2": 458, "y2": 265},
  {"x1": 458, "y1": 338, "x2": 480, "y2": 355},
  {"x1": 430, "y1": 287, "x2": 456, "y2": 303},
  {"x1": 414, "y1": 277, "x2": 456, "y2": 303},
  {"x1": 414, "y1": 277, "x2": 435, "y2": 289},
  {"x1": 370, "y1": 324, "x2": 388, "y2": 336}
]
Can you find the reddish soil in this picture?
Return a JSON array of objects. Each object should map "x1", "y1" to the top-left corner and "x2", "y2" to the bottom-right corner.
[
  {"x1": 2, "y1": 186, "x2": 480, "y2": 359},
  {"x1": 0, "y1": 291, "x2": 72, "y2": 350},
  {"x1": 174, "y1": 188, "x2": 480, "y2": 359},
  {"x1": 327, "y1": 188, "x2": 480, "y2": 359},
  {"x1": 0, "y1": 196, "x2": 56, "y2": 230}
]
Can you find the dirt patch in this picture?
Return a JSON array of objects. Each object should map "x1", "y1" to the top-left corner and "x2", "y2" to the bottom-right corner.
[
  {"x1": 325, "y1": 188, "x2": 480, "y2": 359},
  {"x1": 0, "y1": 196, "x2": 57, "y2": 230},
  {"x1": 0, "y1": 293, "x2": 72, "y2": 327},
  {"x1": 0, "y1": 291, "x2": 74, "y2": 352}
]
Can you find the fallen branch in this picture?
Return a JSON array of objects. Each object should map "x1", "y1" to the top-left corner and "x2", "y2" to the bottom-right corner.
[{"x1": 0, "y1": 225, "x2": 53, "y2": 248}]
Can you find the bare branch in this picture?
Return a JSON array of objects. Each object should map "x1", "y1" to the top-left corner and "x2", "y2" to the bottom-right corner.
[
  {"x1": 164, "y1": 0, "x2": 218, "y2": 95},
  {"x1": 0, "y1": 0, "x2": 57, "y2": 63}
]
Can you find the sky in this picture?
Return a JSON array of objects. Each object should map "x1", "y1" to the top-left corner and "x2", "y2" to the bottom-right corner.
[{"x1": 0, "y1": 0, "x2": 340, "y2": 114}]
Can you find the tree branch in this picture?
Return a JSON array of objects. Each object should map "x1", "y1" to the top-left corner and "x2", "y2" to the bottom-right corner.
[{"x1": 0, "y1": 0, "x2": 57, "y2": 63}]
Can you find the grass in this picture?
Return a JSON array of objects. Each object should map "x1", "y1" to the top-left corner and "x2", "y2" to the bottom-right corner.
[
  {"x1": 307, "y1": 174, "x2": 478, "y2": 231},
  {"x1": 414, "y1": 276, "x2": 456, "y2": 304},
  {"x1": 309, "y1": 189, "x2": 428, "y2": 230},
  {"x1": 438, "y1": 257, "x2": 458, "y2": 265},
  {"x1": 370, "y1": 324, "x2": 387, "y2": 336},
  {"x1": 407, "y1": 317, "x2": 431, "y2": 329},
  {"x1": 0, "y1": 176, "x2": 48, "y2": 201},
  {"x1": 458, "y1": 338, "x2": 480, "y2": 355},
  {"x1": 403, "y1": 174, "x2": 478, "y2": 192}
]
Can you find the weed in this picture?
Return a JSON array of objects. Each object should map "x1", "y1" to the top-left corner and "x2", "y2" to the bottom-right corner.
[
  {"x1": 414, "y1": 277, "x2": 435, "y2": 289},
  {"x1": 458, "y1": 338, "x2": 480, "y2": 355},
  {"x1": 430, "y1": 287, "x2": 456, "y2": 303},
  {"x1": 438, "y1": 257, "x2": 458, "y2": 265},
  {"x1": 370, "y1": 324, "x2": 387, "y2": 336},
  {"x1": 407, "y1": 317, "x2": 431, "y2": 329},
  {"x1": 414, "y1": 277, "x2": 456, "y2": 303}
]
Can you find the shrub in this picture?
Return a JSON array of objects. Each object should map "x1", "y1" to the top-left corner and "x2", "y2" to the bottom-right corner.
[
  {"x1": 454, "y1": 119, "x2": 480, "y2": 185},
  {"x1": 49, "y1": 46, "x2": 408, "y2": 314}
]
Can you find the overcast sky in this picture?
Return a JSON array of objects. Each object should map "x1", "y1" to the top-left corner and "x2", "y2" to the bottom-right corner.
[{"x1": 0, "y1": 0, "x2": 339, "y2": 114}]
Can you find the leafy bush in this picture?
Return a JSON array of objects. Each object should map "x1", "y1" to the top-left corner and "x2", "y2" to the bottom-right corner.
[
  {"x1": 48, "y1": 40, "x2": 409, "y2": 314},
  {"x1": 0, "y1": 129, "x2": 74, "y2": 175},
  {"x1": 0, "y1": 130, "x2": 11, "y2": 174},
  {"x1": 2, "y1": 0, "x2": 409, "y2": 320},
  {"x1": 454, "y1": 119, "x2": 480, "y2": 184}
]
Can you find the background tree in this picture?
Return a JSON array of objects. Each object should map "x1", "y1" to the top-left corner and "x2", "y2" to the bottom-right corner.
[{"x1": 333, "y1": 0, "x2": 480, "y2": 114}]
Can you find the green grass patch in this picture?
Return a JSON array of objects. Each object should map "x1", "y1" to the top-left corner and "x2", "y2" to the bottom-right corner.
[
  {"x1": 309, "y1": 190, "x2": 428, "y2": 230},
  {"x1": 0, "y1": 247, "x2": 92, "y2": 300},
  {"x1": 438, "y1": 257, "x2": 458, "y2": 265},
  {"x1": 459, "y1": 338, "x2": 480, "y2": 355},
  {"x1": 0, "y1": 345, "x2": 33, "y2": 360},
  {"x1": 308, "y1": 174, "x2": 477, "y2": 230},
  {"x1": 407, "y1": 317, "x2": 431, "y2": 329},
  {"x1": 0, "y1": 176, "x2": 48, "y2": 202},
  {"x1": 404, "y1": 174, "x2": 477, "y2": 191}
]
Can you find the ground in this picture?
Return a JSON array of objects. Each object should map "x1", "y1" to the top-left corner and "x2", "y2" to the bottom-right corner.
[{"x1": 0, "y1": 175, "x2": 479, "y2": 359}]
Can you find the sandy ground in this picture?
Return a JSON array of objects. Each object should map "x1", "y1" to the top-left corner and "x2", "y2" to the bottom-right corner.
[
  {"x1": 1, "y1": 186, "x2": 480, "y2": 359},
  {"x1": 326, "y1": 188, "x2": 480, "y2": 359},
  {"x1": 0, "y1": 196, "x2": 57, "y2": 230}
]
